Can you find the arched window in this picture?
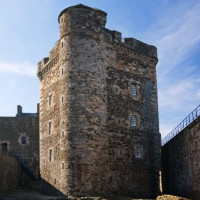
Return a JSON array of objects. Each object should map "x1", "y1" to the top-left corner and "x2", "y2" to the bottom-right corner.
[
  {"x1": 131, "y1": 115, "x2": 136, "y2": 127},
  {"x1": 135, "y1": 145, "x2": 143, "y2": 159},
  {"x1": 21, "y1": 136, "x2": 27, "y2": 145},
  {"x1": 131, "y1": 85, "x2": 137, "y2": 96}
]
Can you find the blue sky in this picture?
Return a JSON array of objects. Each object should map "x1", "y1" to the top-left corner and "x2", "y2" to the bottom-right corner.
[{"x1": 0, "y1": 0, "x2": 199, "y2": 138}]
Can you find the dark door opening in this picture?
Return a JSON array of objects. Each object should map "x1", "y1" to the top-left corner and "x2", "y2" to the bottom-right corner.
[{"x1": 1, "y1": 143, "x2": 8, "y2": 152}]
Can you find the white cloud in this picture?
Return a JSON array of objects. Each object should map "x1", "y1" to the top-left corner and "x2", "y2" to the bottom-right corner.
[
  {"x1": 151, "y1": 2, "x2": 200, "y2": 77},
  {"x1": 146, "y1": 2, "x2": 200, "y2": 138},
  {"x1": 158, "y1": 78, "x2": 200, "y2": 110},
  {"x1": 0, "y1": 61, "x2": 36, "y2": 76},
  {"x1": 158, "y1": 77, "x2": 200, "y2": 138}
]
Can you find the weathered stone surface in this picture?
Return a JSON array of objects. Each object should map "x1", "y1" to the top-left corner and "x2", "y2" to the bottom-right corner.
[
  {"x1": 38, "y1": 4, "x2": 160, "y2": 199},
  {"x1": 0, "y1": 188, "x2": 156, "y2": 200},
  {"x1": 157, "y1": 195, "x2": 191, "y2": 200},
  {"x1": 0, "y1": 148, "x2": 21, "y2": 192},
  {"x1": 0, "y1": 105, "x2": 39, "y2": 181},
  {"x1": 162, "y1": 116, "x2": 200, "y2": 200}
]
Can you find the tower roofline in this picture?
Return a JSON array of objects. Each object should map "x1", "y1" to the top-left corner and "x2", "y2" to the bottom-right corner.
[{"x1": 58, "y1": 4, "x2": 107, "y2": 23}]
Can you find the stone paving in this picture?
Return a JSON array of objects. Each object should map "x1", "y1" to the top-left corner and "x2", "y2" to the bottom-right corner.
[{"x1": 0, "y1": 189, "x2": 156, "y2": 200}]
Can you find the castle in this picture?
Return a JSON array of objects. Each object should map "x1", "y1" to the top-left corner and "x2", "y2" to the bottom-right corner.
[
  {"x1": 37, "y1": 4, "x2": 160, "y2": 198},
  {"x1": 1, "y1": 4, "x2": 199, "y2": 200}
]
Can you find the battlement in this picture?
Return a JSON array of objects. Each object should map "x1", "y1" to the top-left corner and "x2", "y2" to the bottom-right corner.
[
  {"x1": 58, "y1": 4, "x2": 157, "y2": 58},
  {"x1": 58, "y1": 4, "x2": 107, "y2": 38},
  {"x1": 37, "y1": 4, "x2": 158, "y2": 81},
  {"x1": 124, "y1": 38, "x2": 157, "y2": 58},
  {"x1": 58, "y1": 4, "x2": 107, "y2": 24}
]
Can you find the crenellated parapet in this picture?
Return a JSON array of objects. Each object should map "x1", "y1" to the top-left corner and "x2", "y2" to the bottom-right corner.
[
  {"x1": 37, "y1": 4, "x2": 157, "y2": 81},
  {"x1": 37, "y1": 55, "x2": 59, "y2": 81},
  {"x1": 58, "y1": 4, "x2": 107, "y2": 38},
  {"x1": 124, "y1": 38, "x2": 157, "y2": 58}
]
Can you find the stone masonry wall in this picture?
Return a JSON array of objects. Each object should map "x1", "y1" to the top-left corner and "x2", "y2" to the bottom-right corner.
[
  {"x1": 38, "y1": 4, "x2": 160, "y2": 198},
  {"x1": 162, "y1": 116, "x2": 200, "y2": 200},
  {"x1": 105, "y1": 43, "x2": 160, "y2": 198},
  {"x1": 0, "y1": 114, "x2": 39, "y2": 180},
  {"x1": 0, "y1": 148, "x2": 21, "y2": 192}
]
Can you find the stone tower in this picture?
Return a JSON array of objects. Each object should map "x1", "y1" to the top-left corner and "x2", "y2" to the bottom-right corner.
[{"x1": 37, "y1": 4, "x2": 160, "y2": 198}]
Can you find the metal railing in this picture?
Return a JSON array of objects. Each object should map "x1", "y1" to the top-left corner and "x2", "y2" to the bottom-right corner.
[{"x1": 162, "y1": 105, "x2": 200, "y2": 146}]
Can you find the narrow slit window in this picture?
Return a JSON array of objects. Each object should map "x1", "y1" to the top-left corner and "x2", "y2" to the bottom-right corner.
[
  {"x1": 62, "y1": 131, "x2": 65, "y2": 138},
  {"x1": 49, "y1": 94, "x2": 52, "y2": 106},
  {"x1": 48, "y1": 121, "x2": 52, "y2": 135},
  {"x1": 131, "y1": 85, "x2": 137, "y2": 96},
  {"x1": 49, "y1": 149, "x2": 53, "y2": 162},
  {"x1": 131, "y1": 116, "x2": 136, "y2": 127},
  {"x1": 61, "y1": 68, "x2": 64, "y2": 75},
  {"x1": 135, "y1": 146, "x2": 143, "y2": 159},
  {"x1": 61, "y1": 96, "x2": 64, "y2": 103}
]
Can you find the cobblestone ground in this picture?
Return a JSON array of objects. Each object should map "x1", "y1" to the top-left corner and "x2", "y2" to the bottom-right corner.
[
  {"x1": 0, "y1": 190, "x2": 155, "y2": 200},
  {"x1": 0, "y1": 189, "x2": 65, "y2": 200}
]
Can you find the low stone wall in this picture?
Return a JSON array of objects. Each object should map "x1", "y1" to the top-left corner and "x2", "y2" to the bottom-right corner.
[
  {"x1": 157, "y1": 195, "x2": 191, "y2": 200},
  {"x1": 0, "y1": 148, "x2": 21, "y2": 192}
]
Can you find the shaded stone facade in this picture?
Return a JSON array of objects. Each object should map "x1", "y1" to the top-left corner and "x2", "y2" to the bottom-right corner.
[
  {"x1": 0, "y1": 105, "x2": 39, "y2": 180},
  {"x1": 38, "y1": 4, "x2": 160, "y2": 198},
  {"x1": 162, "y1": 116, "x2": 200, "y2": 200},
  {"x1": 0, "y1": 148, "x2": 21, "y2": 192}
]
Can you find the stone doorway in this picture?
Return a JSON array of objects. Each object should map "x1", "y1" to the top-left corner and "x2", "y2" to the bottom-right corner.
[{"x1": 1, "y1": 142, "x2": 8, "y2": 152}]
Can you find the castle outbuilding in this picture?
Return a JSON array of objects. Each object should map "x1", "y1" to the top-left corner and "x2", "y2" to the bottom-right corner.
[
  {"x1": 0, "y1": 105, "x2": 39, "y2": 188},
  {"x1": 37, "y1": 4, "x2": 161, "y2": 198}
]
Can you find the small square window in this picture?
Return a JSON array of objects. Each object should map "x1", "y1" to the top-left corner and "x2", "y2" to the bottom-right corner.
[
  {"x1": 21, "y1": 136, "x2": 27, "y2": 145},
  {"x1": 49, "y1": 149, "x2": 53, "y2": 162},
  {"x1": 135, "y1": 146, "x2": 143, "y2": 159},
  {"x1": 131, "y1": 85, "x2": 137, "y2": 96},
  {"x1": 131, "y1": 116, "x2": 136, "y2": 127},
  {"x1": 48, "y1": 121, "x2": 52, "y2": 135}
]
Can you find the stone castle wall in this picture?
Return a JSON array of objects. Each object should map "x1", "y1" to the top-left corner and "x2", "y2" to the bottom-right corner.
[
  {"x1": 38, "y1": 4, "x2": 160, "y2": 198},
  {"x1": 0, "y1": 148, "x2": 21, "y2": 192},
  {"x1": 162, "y1": 116, "x2": 200, "y2": 200},
  {"x1": 105, "y1": 43, "x2": 160, "y2": 197},
  {"x1": 0, "y1": 109, "x2": 39, "y2": 180}
]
